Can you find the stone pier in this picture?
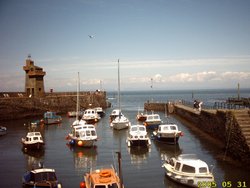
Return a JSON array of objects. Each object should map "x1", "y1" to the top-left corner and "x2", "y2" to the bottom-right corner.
[
  {"x1": 144, "y1": 101, "x2": 250, "y2": 165},
  {"x1": 0, "y1": 91, "x2": 109, "y2": 121}
]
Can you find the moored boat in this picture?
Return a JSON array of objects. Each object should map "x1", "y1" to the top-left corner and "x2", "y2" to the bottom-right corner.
[
  {"x1": 136, "y1": 109, "x2": 148, "y2": 122},
  {"x1": 110, "y1": 114, "x2": 130, "y2": 130},
  {"x1": 152, "y1": 124, "x2": 183, "y2": 144},
  {"x1": 22, "y1": 166, "x2": 62, "y2": 188},
  {"x1": 0, "y1": 126, "x2": 7, "y2": 136},
  {"x1": 162, "y1": 154, "x2": 215, "y2": 188},
  {"x1": 94, "y1": 107, "x2": 105, "y2": 118},
  {"x1": 80, "y1": 165, "x2": 123, "y2": 188},
  {"x1": 144, "y1": 113, "x2": 162, "y2": 129},
  {"x1": 126, "y1": 124, "x2": 151, "y2": 147},
  {"x1": 67, "y1": 124, "x2": 97, "y2": 147},
  {"x1": 67, "y1": 111, "x2": 84, "y2": 118},
  {"x1": 110, "y1": 59, "x2": 131, "y2": 130},
  {"x1": 82, "y1": 109, "x2": 100, "y2": 124},
  {"x1": 42, "y1": 111, "x2": 62, "y2": 125},
  {"x1": 21, "y1": 131, "x2": 45, "y2": 150},
  {"x1": 80, "y1": 152, "x2": 124, "y2": 188},
  {"x1": 109, "y1": 109, "x2": 123, "y2": 122}
]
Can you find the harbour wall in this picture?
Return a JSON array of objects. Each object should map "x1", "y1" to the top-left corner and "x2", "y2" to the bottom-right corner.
[
  {"x1": 144, "y1": 102, "x2": 250, "y2": 165},
  {"x1": 0, "y1": 91, "x2": 109, "y2": 121}
]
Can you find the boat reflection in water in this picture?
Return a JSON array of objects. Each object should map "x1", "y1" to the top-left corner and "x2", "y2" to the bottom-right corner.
[
  {"x1": 127, "y1": 146, "x2": 151, "y2": 166},
  {"x1": 23, "y1": 149, "x2": 45, "y2": 171},
  {"x1": 67, "y1": 144, "x2": 97, "y2": 174},
  {"x1": 153, "y1": 140, "x2": 182, "y2": 161}
]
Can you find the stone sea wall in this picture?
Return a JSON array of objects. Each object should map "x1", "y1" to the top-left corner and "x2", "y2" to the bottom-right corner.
[
  {"x1": 174, "y1": 104, "x2": 250, "y2": 165},
  {"x1": 0, "y1": 91, "x2": 108, "y2": 121}
]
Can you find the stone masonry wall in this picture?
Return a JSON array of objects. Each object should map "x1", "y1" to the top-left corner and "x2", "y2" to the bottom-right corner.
[
  {"x1": 0, "y1": 91, "x2": 108, "y2": 121},
  {"x1": 174, "y1": 104, "x2": 250, "y2": 165}
]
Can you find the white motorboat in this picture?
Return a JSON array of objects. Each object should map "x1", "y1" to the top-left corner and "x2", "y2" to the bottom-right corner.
[
  {"x1": 162, "y1": 154, "x2": 215, "y2": 188},
  {"x1": 126, "y1": 124, "x2": 151, "y2": 147},
  {"x1": 21, "y1": 131, "x2": 44, "y2": 150},
  {"x1": 110, "y1": 114, "x2": 131, "y2": 130},
  {"x1": 94, "y1": 107, "x2": 105, "y2": 117},
  {"x1": 82, "y1": 109, "x2": 100, "y2": 124},
  {"x1": 0, "y1": 126, "x2": 7, "y2": 136},
  {"x1": 109, "y1": 109, "x2": 123, "y2": 122},
  {"x1": 67, "y1": 124, "x2": 97, "y2": 147},
  {"x1": 152, "y1": 124, "x2": 183, "y2": 144},
  {"x1": 144, "y1": 113, "x2": 162, "y2": 129}
]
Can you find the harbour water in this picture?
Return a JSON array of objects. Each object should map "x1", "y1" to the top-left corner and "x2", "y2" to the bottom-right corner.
[{"x1": 0, "y1": 89, "x2": 250, "y2": 188}]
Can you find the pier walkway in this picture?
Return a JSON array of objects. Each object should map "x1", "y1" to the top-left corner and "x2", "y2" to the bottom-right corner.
[
  {"x1": 233, "y1": 110, "x2": 250, "y2": 148},
  {"x1": 145, "y1": 101, "x2": 250, "y2": 165}
]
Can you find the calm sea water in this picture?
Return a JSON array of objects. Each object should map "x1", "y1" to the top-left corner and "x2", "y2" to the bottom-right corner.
[{"x1": 0, "y1": 89, "x2": 250, "y2": 188}]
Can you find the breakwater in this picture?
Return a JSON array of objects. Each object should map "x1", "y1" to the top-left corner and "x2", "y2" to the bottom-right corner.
[
  {"x1": 145, "y1": 102, "x2": 250, "y2": 166},
  {"x1": 0, "y1": 91, "x2": 109, "y2": 121}
]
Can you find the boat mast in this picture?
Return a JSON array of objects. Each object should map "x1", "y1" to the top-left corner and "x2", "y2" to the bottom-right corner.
[
  {"x1": 118, "y1": 59, "x2": 121, "y2": 118},
  {"x1": 76, "y1": 72, "x2": 80, "y2": 121}
]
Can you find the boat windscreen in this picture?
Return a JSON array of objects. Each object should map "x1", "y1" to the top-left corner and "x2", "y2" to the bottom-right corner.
[
  {"x1": 34, "y1": 172, "x2": 57, "y2": 181},
  {"x1": 108, "y1": 183, "x2": 119, "y2": 188}
]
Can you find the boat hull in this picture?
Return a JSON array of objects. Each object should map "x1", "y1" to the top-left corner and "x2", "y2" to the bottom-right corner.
[
  {"x1": 136, "y1": 115, "x2": 147, "y2": 122},
  {"x1": 22, "y1": 181, "x2": 59, "y2": 188},
  {"x1": 68, "y1": 137, "x2": 96, "y2": 148},
  {"x1": 111, "y1": 121, "x2": 130, "y2": 130},
  {"x1": 22, "y1": 142, "x2": 45, "y2": 150},
  {"x1": 83, "y1": 118, "x2": 99, "y2": 124},
  {"x1": 163, "y1": 161, "x2": 214, "y2": 188},
  {"x1": 127, "y1": 139, "x2": 150, "y2": 147},
  {"x1": 155, "y1": 136, "x2": 180, "y2": 144},
  {"x1": 144, "y1": 122, "x2": 161, "y2": 130}
]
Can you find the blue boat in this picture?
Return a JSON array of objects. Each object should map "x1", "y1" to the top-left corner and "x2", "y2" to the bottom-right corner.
[
  {"x1": 143, "y1": 113, "x2": 162, "y2": 130},
  {"x1": 22, "y1": 167, "x2": 62, "y2": 188},
  {"x1": 43, "y1": 111, "x2": 62, "y2": 125}
]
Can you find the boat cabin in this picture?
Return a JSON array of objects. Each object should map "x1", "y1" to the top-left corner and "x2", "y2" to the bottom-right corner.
[
  {"x1": 110, "y1": 109, "x2": 123, "y2": 121},
  {"x1": 129, "y1": 125, "x2": 147, "y2": 137},
  {"x1": 144, "y1": 113, "x2": 162, "y2": 129},
  {"x1": 158, "y1": 124, "x2": 179, "y2": 132},
  {"x1": 22, "y1": 168, "x2": 62, "y2": 188},
  {"x1": 82, "y1": 109, "x2": 100, "y2": 123},
  {"x1": 146, "y1": 114, "x2": 161, "y2": 121},
  {"x1": 169, "y1": 154, "x2": 211, "y2": 174},
  {"x1": 24, "y1": 132, "x2": 43, "y2": 142},
  {"x1": 72, "y1": 124, "x2": 97, "y2": 138}
]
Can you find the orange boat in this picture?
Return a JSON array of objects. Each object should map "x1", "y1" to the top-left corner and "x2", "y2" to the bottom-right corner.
[
  {"x1": 80, "y1": 152, "x2": 124, "y2": 188},
  {"x1": 80, "y1": 166, "x2": 123, "y2": 188}
]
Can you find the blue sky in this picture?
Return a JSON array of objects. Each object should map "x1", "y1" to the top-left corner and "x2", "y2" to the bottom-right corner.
[{"x1": 0, "y1": 0, "x2": 250, "y2": 92}]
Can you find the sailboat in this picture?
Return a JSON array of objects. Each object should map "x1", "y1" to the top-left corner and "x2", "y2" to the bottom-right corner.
[
  {"x1": 71, "y1": 72, "x2": 86, "y2": 126},
  {"x1": 110, "y1": 59, "x2": 131, "y2": 130},
  {"x1": 66, "y1": 73, "x2": 97, "y2": 147}
]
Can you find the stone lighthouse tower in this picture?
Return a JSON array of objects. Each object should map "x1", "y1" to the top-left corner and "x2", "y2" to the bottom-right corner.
[{"x1": 23, "y1": 56, "x2": 46, "y2": 97}]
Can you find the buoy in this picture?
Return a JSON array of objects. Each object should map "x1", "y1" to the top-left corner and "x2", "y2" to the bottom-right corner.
[
  {"x1": 78, "y1": 140, "x2": 83, "y2": 146},
  {"x1": 80, "y1": 181, "x2": 86, "y2": 188}
]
